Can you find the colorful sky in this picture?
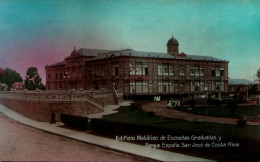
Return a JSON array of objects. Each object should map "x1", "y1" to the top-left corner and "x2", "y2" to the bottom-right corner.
[{"x1": 0, "y1": 0, "x2": 260, "y2": 84}]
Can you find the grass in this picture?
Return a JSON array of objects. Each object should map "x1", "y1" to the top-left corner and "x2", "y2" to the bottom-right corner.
[
  {"x1": 103, "y1": 106, "x2": 260, "y2": 141},
  {"x1": 101, "y1": 106, "x2": 260, "y2": 160},
  {"x1": 177, "y1": 104, "x2": 260, "y2": 118}
]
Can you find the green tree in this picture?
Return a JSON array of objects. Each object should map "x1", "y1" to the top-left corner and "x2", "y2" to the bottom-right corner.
[
  {"x1": 0, "y1": 68, "x2": 23, "y2": 90},
  {"x1": 24, "y1": 67, "x2": 45, "y2": 90}
]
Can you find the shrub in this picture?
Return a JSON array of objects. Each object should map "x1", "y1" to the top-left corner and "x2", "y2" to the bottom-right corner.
[
  {"x1": 147, "y1": 111, "x2": 155, "y2": 117},
  {"x1": 130, "y1": 103, "x2": 142, "y2": 111},
  {"x1": 215, "y1": 100, "x2": 222, "y2": 107},
  {"x1": 189, "y1": 99, "x2": 196, "y2": 108},
  {"x1": 237, "y1": 119, "x2": 247, "y2": 127},
  {"x1": 227, "y1": 101, "x2": 238, "y2": 115},
  {"x1": 60, "y1": 114, "x2": 89, "y2": 129}
]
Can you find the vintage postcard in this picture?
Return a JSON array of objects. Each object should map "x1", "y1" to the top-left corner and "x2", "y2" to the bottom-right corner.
[{"x1": 0, "y1": 0, "x2": 259, "y2": 161}]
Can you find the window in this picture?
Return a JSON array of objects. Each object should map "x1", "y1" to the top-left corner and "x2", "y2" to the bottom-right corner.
[
  {"x1": 145, "y1": 67, "x2": 148, "y2": 75},
  {"x1": 55, "y1": 73, "x2": 58, "y2": 79},
  {"x1": 220, "y1": 68, "x2": 224, "y2": 77},
  {"x1": 163, "y1": 82, "x2": 169, "y2": 93},
  {"x1": 163, "y1": 65, "x2": 169, "y2": 76},
  {"x1": 130, "y1": 82, "x2": 135, "y2": 93},
  {"x1": 200, "y1": 68, "x2": 204, "y2": 76},
  {"x1": 195, "y1": 82, "x2": 200, "y2": 92},
  {"x1": 195, "y1": 67, "x2": 199, "y2": 76},
  {"x1": 212, "y1": 68, "x2": 216, "y2": 77},
  {"x1": 158, "y1": 65, "x2": 163, "y2": 75},
  {"x1": 48, "y1": 74, "x2": 51, "y2": 79},
  {"x1": 112, "y1": 64, "x2": 119, "y2": 76},
  {"x1": 136, "y1": 82, "x2": 142, "y2": 93},
  {"x1": 60, "y1": 73, "x2": 63, "y2": 79},
  {"x1": 130, "y1": 82, "x2": 148, "y2": 94},
  {"x1": 169, "y1": 82, "x2": 174, "y2": 92},
  {"x1": 158, "y1": 82, "x2": 163, "y2": 93},
  {"x1": 180, "y1": 67, "x2": 185, "y2": 76},
  {"x1": 130, "y1": 62, "x2": 147, "y2": 75},
  {"x1": 158, "y1": 64, "x2": 174, "y2": 76},
  {"x1": 158, "y1": 81, "x2": 174, "y2": 93},
  {"x1": 220, "y1": 81, "x2": 224, "y2": 91},
  {"x1": 191, "y1": 82, "x2": 194, "y2": 92},
  {"x1": 143, "y1": 82, "x2": 148, "y2": 93},
  {"x1": 115, "y1": 67, "x2": 118, "y2": 75},
  {"x1": 191, "y1": 66, "x2": 204, "y2": 76},
  {"x1": 200, "y1": 82, "x2": 204, "y2": 92},
  {"x1": 216, "y1": 68, "x2": 220, "y2": 77},
  {"x1": 136, "y1": 64, "x2": 142, "y2": 75},
  {"x1": 130, "y1": 64, "x2": 135, "y2": 75},
  {"x1": 112, "y1": 81, "x2": 118, "y2": 90},
  {"x1": 212, "y1": 81, "x2": 215, "y2": 91},
  {"x1": 169, "y1": 66, "x2": 174, "y2": 76},
  {"x1": 190, "y1": 67, "x2": 195, "y2": 76}
]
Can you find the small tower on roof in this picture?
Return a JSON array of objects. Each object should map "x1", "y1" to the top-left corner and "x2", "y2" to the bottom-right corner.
[
  {"x1": 71, "y1": 46, "x2": 77, "y2": 56},
  {"x1": 167, "y1": 35, "x2": 179, "y2": 54}
]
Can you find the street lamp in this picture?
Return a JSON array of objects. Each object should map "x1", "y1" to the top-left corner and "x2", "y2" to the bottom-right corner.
[
  {"x1": 64, "y1": 72, "x2": 70, "y2": 93},
  {"x1": 205, "y1": 87, "x2": 208, "y2": 114},
  {"x1": 246, "y1": 83, "x2": 249, "y2": 102}
]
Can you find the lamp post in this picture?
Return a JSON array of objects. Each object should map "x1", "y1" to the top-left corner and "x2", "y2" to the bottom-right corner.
[
  {"x1": 64, "y1": 71, "x2": 71, "y2": 113},
  {"x1": 64, "y1": 72, "x2": 70, "y2": 93},
  {"x1": 246, "y1": 83, "x2": 249, "y2": 102},
  {"x1": 205, "y1": 87, "x2": 208, "y2": 114}
]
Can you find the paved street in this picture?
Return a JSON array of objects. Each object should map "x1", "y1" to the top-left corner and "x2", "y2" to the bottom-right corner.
[{"x1": 0, "y1": 115, "x2": 144, "y2": 161}]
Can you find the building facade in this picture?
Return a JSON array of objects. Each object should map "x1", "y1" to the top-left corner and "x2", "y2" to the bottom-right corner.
[{"x1": 46, "y1": 36, "x2": 229, "y2": 97}]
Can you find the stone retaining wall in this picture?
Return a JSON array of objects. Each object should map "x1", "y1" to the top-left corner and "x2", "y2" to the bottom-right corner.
[{"x1": 0, "y1": 98, "x2": 102, "y2": 122}]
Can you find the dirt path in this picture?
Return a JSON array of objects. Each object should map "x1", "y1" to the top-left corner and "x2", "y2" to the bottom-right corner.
[
  {"x1": 142, "y1": 101, "x2": 260, "y2": 125},
  {"x1": 0, "y1": 115, "x2": 146, "y2": 161}
]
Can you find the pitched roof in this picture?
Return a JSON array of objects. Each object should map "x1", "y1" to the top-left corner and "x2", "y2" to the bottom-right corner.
[
  {"x1": 49, "y1": 61, "x2": 65, "y2": 67},
  {"x1": 77, "y1": 48, "x2": 112, "y2": 57},
  {"x1": 92, "y1": 49, "x2": 175, "y2": 60},
  {"x1": 186, "y1": 55, "x2": 224, "y2": 62},
  {"x1": 229, "y1": 79, "x2": 254, "y2": 85},
  {"x1": 91, "y1": 49, "x2": 225, "y2": 62}
]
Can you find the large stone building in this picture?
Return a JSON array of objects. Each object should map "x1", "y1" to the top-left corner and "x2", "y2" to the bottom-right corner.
[{"x1": 46, "y1": 36, "x2": 229, "y2": 97}]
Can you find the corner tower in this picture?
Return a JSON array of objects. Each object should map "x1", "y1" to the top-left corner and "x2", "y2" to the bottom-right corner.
[{"x1": 167, "y1": 35, "x2": 179, "y2": 54}]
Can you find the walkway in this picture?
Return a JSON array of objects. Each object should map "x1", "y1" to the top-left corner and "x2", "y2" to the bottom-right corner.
[
  {"x1": 142, "y1": 101, "x2": 260, "y2": 125},
  {"x1": 0, "y1": 103, "x2": 210, "y2": 161},
  {"x1": 87, "y1": 101, "x2": 132, "y2": 119}
]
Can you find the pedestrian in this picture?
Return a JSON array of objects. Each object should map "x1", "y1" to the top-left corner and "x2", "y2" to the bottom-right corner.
[
  {"x1": 257, "y1": 97, "x2": 259, "y2": 105},
  {"x1": 50, "y1": 112, "x2": 56, "y2": 124}
]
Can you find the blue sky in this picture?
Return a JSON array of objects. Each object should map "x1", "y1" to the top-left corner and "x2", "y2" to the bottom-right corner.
[{"x1": 0, "y1": 0, "x2": 260, "y2": 83}]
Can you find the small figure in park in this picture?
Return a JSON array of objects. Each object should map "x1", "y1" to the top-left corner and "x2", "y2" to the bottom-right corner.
[
  {"x1": 257, "y1": 97, "x2": 259, "y2": 105},
  {"x1": 167, "y1": 100, "x2": 172, "y2": 108},
  {"x1": 50, "y1": 112, "x2": 56, "y2": 124}
]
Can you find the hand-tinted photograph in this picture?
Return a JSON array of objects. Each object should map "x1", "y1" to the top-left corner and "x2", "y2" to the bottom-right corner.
[{"x1": 0, "y1": 0, "x2": 260, "y2": 161}]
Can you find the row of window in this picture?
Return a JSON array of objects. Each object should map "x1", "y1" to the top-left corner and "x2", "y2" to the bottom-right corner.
[
  {"x1": 129, "y1": 63, "x2": 224, "y2": 77},
  {"x1": 48, "y1": 70, "x2": 81, "y2": 80},
  {"x1": 129, "y1": 81, "x2": 225, "y2": 94}
]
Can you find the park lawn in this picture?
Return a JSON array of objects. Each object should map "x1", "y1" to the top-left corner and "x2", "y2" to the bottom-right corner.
[
  {"x1": 101, "y1": 106, "x2": 260, "y2": 160},
  {"x1": 103, "y1": 106, "x2": 260, "y2": 141},
  {"x1": 177, "y1": 105, "x2": 260, "y2": 118}
]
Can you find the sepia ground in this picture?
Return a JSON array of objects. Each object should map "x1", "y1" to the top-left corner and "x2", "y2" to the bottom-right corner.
[
  {"x1": 0, "y1": 115, "x2": 145, "y2": 161},
  {"x1": 142, "y1": 101, "x2": 260, "y2": 125}
]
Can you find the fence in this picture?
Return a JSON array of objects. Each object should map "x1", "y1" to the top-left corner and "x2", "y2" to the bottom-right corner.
[{"x1": 0, "y1": 90, "x2": 107, "y2": 110}]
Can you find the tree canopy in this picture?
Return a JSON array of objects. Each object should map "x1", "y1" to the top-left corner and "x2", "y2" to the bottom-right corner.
[
  {"x1": 0, "y1": 68, "x2": 23, "y2": 90},
  {"x1": 24, "y1": 67, "x2": 46, "y2": 90}
]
